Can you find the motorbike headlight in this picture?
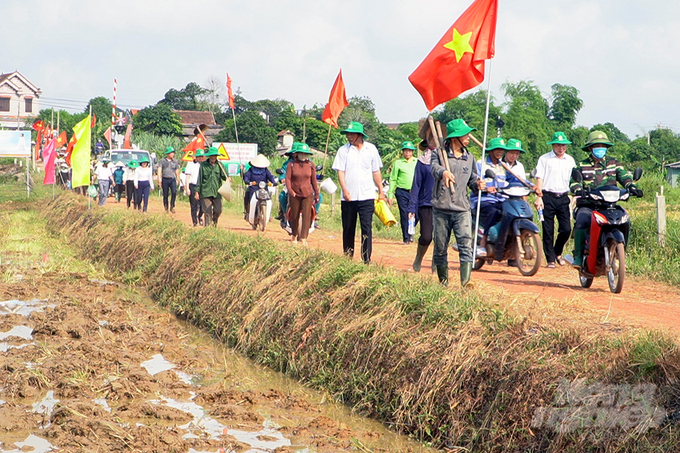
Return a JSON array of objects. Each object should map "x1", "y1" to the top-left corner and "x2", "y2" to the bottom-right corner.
[
  {"x1": 600, "y1": 190, "x2": 621, "y2": 203},
  {"x1": 258, "y1": 181, "x2": 266, "y2": 189}
]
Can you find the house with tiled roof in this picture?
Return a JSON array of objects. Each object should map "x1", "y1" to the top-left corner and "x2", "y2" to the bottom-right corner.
[
  {"x1": 174, "y1": 110, "x2": 223, "y2": 144},
  {"x1": 0, "y1": 71, "x2": 41, "y2": 129}
]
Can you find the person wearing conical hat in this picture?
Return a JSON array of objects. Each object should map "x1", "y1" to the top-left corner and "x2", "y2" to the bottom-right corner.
[
  {"x1": 388, "y1": 141, "x2": 418, "y2": 244},
  {"x1": 158, "y1": 146, "x2": 181, "y2": 213},
  {"x1": 534, "y1": 132, "x2": 576, "y2": 268},
  {"x1": 184, "y1": 148, "x2": 206, "y2": 227},
  {"x1": 430, "y1": 119, "x2": 482, "y2": 287},
  {"x1": 195, "y1": 147, "x2": 228, "y2": 227},
  {"x1": 568, "y1": 131, "x2": 642, "y2": 269},
  {"x1": 470, "y1": 137, "x2": 509, "y2": 258},
  {"x1": 243, "y1": 154, "x2": 277, "y2": 221},
  {"x1": 331, "y1": 121, "x2": 385, "y2": 264}
]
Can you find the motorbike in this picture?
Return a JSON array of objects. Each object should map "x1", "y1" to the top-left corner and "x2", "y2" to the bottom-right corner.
[
  {"x1": 470, "y1": 169, "x2": 542, "y2": 276},
  {"x1": 275, "y1": 164, "x2": 324, "y2": 236},
  {"x1": 568, "y1": 167, "x2": 643, "y2": 293},
  {"x1": 247, "y1": 181, "x2": 276, "y2": 231}
]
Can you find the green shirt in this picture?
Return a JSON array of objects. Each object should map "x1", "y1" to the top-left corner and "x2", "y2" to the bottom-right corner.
[
  {"x1": 196, "y1": 160, "x2": 227, "y2": 198},
  {"x1": 388, "y1": 157, "x2": 417, "y2": 198}
]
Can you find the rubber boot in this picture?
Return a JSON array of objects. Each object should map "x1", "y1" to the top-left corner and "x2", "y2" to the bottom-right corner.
[
  {"x1": 572, "y1": 228, "x2": 587, "y2": 269},
  {"x1": 436, "y1": 265, "x2": 449, "y2": 287},
  {"x1": 460, "y1": 262, "x2": 472, "y2": 287},
  {"x1": 412, "y1": 243, "x2": 429, "y2": 272}
]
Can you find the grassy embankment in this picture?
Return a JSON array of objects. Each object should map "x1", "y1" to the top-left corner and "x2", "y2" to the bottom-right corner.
[{"x1": 35, "y1": 192, "x2": 680, "y2": 452}]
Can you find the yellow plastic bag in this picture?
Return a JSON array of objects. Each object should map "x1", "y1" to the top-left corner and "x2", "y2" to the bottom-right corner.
[{"x1": 374, "y1": 199, "x2": 397, "y2": 227}]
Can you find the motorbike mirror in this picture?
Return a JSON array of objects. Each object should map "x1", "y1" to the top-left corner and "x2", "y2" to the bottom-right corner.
[
  {"x1": 484, "y1": 169, "x2": 496, "y2": 179},
  {"x1": 633, "y1": 167, "x2": 643, "y2": 181},
  {"x1": 529, "y1": 168, "x2": 537, "y2": 179},
  {"x1": 315, "y1": 164, "x2": 323, "y2": 172},
  {"x1": 571, "y1": 168, "x2": 583, "y2": 183},
  {"x1": 275, "y1": 168, "x2": 284, "y2": 175}
]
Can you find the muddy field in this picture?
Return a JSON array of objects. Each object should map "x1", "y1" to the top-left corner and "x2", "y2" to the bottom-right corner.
[{"x1": 0, "y1": 257, "x2": 434, "y2": 453}]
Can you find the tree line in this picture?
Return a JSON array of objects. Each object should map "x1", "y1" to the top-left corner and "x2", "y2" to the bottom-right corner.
[{"x1": 36, "y1": 80, "x2": 679, "y2": 173}]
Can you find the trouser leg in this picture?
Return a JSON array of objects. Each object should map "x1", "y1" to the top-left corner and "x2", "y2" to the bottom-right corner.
[
  {"x1": 395, "y1": 188, "x2": 411, "y2": 242},
  {"x1": 169, "y1": 178, "x2": 177, "y2": 209},
  {"x1": 298, "y1": 195, "x2": 314, "y2": 240},
  {"x1": 451, "y1": 210, "x2": 473, "y2": 264},
  {"x1": 432, "y1": 209, "x2": 452, "y2": 267},
  {"x1": 162, "y1": 178, "x2": 171, "y2": 210},
  {"x1": 289, "y1": 196, "x2": 303, "y2": 237},
  {"x1": 541, "y1": 194, "x2": 558, "y2": 263},
  {"x1": 417, "y1": 206, "x2": 434, "y2": 246},
  {"x1": 341, "y1": 201, "x2": 359, "y2": 257},
  {"x1": 189, "y1": 184, "x2": 200, "y2": 225},
  {"x1": 212, "y1": 196, "x2": 222, "y2": 225},
  {"x1": 201, "y1": 198, "x2": 214, "y2": 227},
  {"x1": 553, "y1": 196, "x2": 572, "y2": 258},
  {"x1": 357, "y1": 199, "x2": 375, "y2": 264}
]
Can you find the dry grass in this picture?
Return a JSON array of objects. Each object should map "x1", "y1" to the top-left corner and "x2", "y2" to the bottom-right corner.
[{"x1": 44, "y1": 193, "x2": 680, "y2": 452}]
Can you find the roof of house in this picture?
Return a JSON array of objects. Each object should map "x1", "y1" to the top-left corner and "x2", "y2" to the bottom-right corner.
[
  {"x1": 174, "y1": 110, "x2": 216, "y2": 126},
  {"x1": 277, "y1": 129, "x2": 294, "y2": 136},
  {"x1": 0, "y1": 71, "x2": 41, "y2": 96},
  {"x1": 665, "y1": 161, "x2": 680, "y2": 169}
]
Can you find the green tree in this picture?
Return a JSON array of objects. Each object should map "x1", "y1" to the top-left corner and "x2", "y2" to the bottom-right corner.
[
  {"x1": 338, "y1": 96, "x2": 381, "y2": 137},
  {"x1": 548, "y1": 84, "x2": 583, "y2": 130},
  {"x1": 159, "y1": 82, "x2": 207, "y2": 110},
  {"x1": 251, "y1": 99, "x2": 296, "y2": 126},
  {"x1": 133, "y1": 103, "x2": 183, "y2": 136},
  {"x1": 214, "y1": 111, "x2": 278, "y2": 157},
  {"x1": 435, "y1": 90, "x2": 502, "y2": 149}
]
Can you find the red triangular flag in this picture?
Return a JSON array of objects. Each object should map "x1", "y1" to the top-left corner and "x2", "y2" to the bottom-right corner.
[
  {"x1": 409, "y1": 0, "x2": 498, "y2": 111},
  {"x1": 321, "y1": 70, "x2": 349, "y2": 128},
  {"x1": 123, "y1": 123, "x2": 132, "y2": 149},
  {"x1": 65, "y1": 134, "x2": 77, "y2": 166},
  {"x1": 227, "y1": 73, "x2": 235, "y2": 110},
  {"x1": 103, "y1": 127, "x2": 112, "y2": 148},
  {"x1": 91, "y1": 113, "x2": 97, "y2": 129}
]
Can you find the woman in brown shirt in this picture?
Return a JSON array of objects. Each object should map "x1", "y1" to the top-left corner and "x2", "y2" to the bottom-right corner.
[{"x1": 285, "y1": 142, "x2": 319, "y2": 245}]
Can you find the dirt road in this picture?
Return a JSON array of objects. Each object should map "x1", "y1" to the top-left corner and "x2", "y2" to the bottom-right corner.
[{"x1": 106, "y1": 195, "x2": 680, "y2": 337}]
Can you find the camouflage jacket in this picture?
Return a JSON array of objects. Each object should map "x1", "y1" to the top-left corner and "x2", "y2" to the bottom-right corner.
[{"x1": 569, "y1": 156, "x2": 634, "y2": 205}]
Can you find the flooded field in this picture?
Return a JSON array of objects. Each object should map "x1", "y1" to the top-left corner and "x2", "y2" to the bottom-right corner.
[{"x1": 0, "y1": 253, "x2": 438, "y2": 453}]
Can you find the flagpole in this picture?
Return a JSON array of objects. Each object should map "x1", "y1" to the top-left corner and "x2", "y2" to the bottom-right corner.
[
  {"x1": 231, "y1": 108, "x2": 239, "y2": 145},
  {"x1": 321, "y1": 123, "x2": 332, "y2": 172},
  {"x1": 472, "y1": 59, "x2": 494, "y2": 260}
]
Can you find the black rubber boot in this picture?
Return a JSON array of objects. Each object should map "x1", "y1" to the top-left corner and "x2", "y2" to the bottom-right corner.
[
  {"x1": 460, "y1": 262, "x2": 472, "y2": 287},
  {"x1": 412, "y1": 243, "x2": 429, "y2": 272},
  {"x1": 436, "y1": 265, "x2": 449, "y2": 287}
]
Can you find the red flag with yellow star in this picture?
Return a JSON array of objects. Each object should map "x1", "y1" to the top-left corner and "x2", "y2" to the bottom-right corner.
[{"x1": 409, "y1": 0, "x2": 497, "y2": 111}]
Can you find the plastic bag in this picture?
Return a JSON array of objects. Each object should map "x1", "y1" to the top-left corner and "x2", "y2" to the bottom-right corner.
[
  {"x1": 374, "y1": 199, "x2": 397, "y2": 227},
  {"x1": 87, "y1": 185, "x2": 98, "y2": 198}
]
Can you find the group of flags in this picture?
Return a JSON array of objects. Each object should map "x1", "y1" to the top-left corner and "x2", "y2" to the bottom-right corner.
[{"x1": 36, "y1": 0, "x2": 497, "y2": 188}]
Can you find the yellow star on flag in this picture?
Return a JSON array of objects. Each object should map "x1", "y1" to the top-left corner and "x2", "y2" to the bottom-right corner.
[{"x1": 443, "y1": 28, "x2": 474, "y2": 63}]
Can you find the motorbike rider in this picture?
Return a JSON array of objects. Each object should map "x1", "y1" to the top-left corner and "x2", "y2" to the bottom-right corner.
[
  {"x1": 569, "y1": 131, "x2": 643, "y2": 269},
  {"x1": 470, "y1": 137, "x2": 508, "y2": 257},
  {"x1": 275, "y1": 149, "x2": 294, "y2": 227},
  {"x1": 502, "y1": 139, "x2": 527, "y2": 184},
  {"x1": 243, "y1": 154, "x2": 277, "y2": 220}
]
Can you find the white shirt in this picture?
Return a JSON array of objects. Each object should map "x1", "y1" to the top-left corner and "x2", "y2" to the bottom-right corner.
[
  {"x1": 332, "y1": 142, "x2": 383, "y2": 201},
  {"x1": 134, "y1": 166, "x2": 155, "y2": 190},
  {"x1": 535, "y1": 151, "x2": 575, "y2": 193},
  {"x1": 185, "y1": 161, "x2": 201, "y2": 186},
  {"x1": 95, "y1": 165, "x2": 112, "y2": 182},
  {"x1": 123, "y1": 167, "x2": 135, "y2": 182}
]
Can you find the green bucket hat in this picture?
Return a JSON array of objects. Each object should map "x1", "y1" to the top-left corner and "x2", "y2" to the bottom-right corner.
[
  {"x1": 582, "y1": 131, "x2": 614, "y2": 150},
  {"x1": 445, "y1": 119, "x2": 476, "y2": 139},
  {"x1": 547, "y1": 132, "x2": 572, "y2": 145},
  {"x1": 138, "y1": 156, "x2": 150, "y2": 164},
  {"x1": 505, "y1": 139, "x2": 526, "y2": 153},
  {"x1": 400, "y1": 141, "x2": 417, "y2": 151},
  {"x1": 340, "y1": 121, "x2": 368, "y2": 138},
  {"x1": 203, "y1": 146, "x2": 220, "y2": 157},
  {"x1": 164, "y1": 146, "x2": 175, "y2": 155},
  {"x1": 486, "y1": 137, "x2": 507, "y2": 151},
  {"x1": 128, "y1": 160, "x2": 139, "y2": 169},
  {"x1": 193, "y1": 148, "x2": 205, "y2": 158},
  {"x1": 291, "y1": 142, "x2": 312, "y2": 154}
]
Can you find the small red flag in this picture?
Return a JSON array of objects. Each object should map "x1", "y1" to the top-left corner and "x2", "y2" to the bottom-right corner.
[
  {"x1": 123, "y1": 123, "x2": 133, "y2": 149},
  {"x1": 103, "y1": 127, "x2": 112, "y2": 148},
  {"x1": 65, "y1": 134, "x2": 77, "y2": 166},
  {"x1": 227, "y1": 73, "x2": 235, "y2": 110},
  {"x1": 409, "y1": 0, "x2": 498, "y2": 111},
  {"x1": 32, "y1": 119, "x2": 45, "y2": 131},
  {"x1": 56, "y1": 131, "x2": 67, "y2": 148},
  {"x1": 91, "y1": 113, "x2": 97, "y2": 129},
  {"x1": 321, "y1": 70, "x2": 349, "y2": 128},
  {"x1": 35, "y1": 129, "x2": 43, "y2": 160}
]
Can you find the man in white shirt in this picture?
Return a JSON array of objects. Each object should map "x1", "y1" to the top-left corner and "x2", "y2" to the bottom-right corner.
[
  {"x1": 95, "y1": 160, "x2": 113, "y2": 206},
  {"x1": 332, "y1": 122, "x2": 385, "y2": 264},
  {"x1": 184, "y1": 149, "x2": 205, "y2": 226},
  {"x1": 534, "y1": 132, "x2": 576, "y2": 268}
]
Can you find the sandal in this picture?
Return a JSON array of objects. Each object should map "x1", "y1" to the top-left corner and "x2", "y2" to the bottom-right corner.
[
  {"x1": 547, "y1": 262, "x2": 556, "y2": 269},
  {"x1": 556, "y1": 255, "x2": 566, "y2": 266}
]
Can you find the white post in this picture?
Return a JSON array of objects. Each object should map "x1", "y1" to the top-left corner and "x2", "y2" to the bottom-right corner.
[{"x1": 656, "y1": 185, "x2": 666, "y2": 247}]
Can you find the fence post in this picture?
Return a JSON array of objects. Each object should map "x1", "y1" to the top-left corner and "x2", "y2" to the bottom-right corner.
[{"x1": 656, "y1": 186, "x2": 666, "y2": 247}]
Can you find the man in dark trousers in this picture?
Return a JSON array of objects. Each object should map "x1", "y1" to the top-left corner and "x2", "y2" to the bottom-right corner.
[{"x1": 158, "y1": 146, "x2": 181, "y2": 213}]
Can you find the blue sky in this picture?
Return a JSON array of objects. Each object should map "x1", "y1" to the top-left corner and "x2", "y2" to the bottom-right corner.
[{"x1": 2, "y1": 0, "x2": 679, "y2": 140}]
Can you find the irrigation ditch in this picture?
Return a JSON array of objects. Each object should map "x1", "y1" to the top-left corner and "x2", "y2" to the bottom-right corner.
[{"x1": 32, "y1": 194, "x2": 680, "y2": 451}]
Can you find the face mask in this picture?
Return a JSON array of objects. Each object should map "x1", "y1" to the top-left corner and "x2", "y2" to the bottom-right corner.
[{"x1": 592, "y1": 147, "x2": 607, "y2": 159}]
